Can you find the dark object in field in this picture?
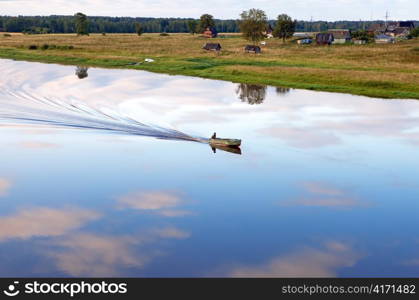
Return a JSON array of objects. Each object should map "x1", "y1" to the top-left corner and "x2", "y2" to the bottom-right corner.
[
  {"x1": 160, "y1": 33, "x2": 170, "y2": 36},
  {"x1": 316, "y1": 33, "x2": 334, "y2": 45},
  {"x1": 203, "y1": 43, "x2": 221, "y2": 52},
  {"x1": 244, "y1": 45, "x2": 261, "y2": 53},
  {"x1": 28, "y1": 45, "x2": 38, "y2": 50}
]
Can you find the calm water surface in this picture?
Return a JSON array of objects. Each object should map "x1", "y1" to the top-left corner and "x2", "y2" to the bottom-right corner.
[{"x1": 0, "y1": 59, "x2": 419, "y2": 277}]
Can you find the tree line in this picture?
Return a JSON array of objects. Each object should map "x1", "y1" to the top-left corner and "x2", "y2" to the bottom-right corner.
[
  {"x1": 1, "y1": 15, "x2": 416, "y2": 34},
  {"x1": 0, "y1": 15, "x2": 239, "y2": 34}
]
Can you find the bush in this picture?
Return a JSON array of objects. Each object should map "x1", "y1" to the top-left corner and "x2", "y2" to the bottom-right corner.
[
  {"x1": 3, "y1": 33, "x2": 12, "y2": 37},
  {"x1": 59, "y1": 45, "x2": 74, "y2": 50},
  {"x1": 41, "y1": 44, "x2": 49, "y2": 50},
  {"x1": 160, "y1": 33, "x2": 170, "y2": 36},
  {"x1": 408, "y1": 27, "x2": 419, "y2": 38},
  {"x1": 28, "y1": 45, "x2": 38, "y2": 50},
  {"x1": 102, "y1": 32, "x2": 106, "y2": 36}
]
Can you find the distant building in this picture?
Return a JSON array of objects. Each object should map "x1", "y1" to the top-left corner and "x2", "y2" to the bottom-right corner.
[
  {"x1": 375, "y1": 34, "x2": 395, "y2": 44},
  {"x1": 316, "y1": 33, "x2": 334, "y2": 45},
  {"x1": 353, "y1": 39, "x2": 367, "y2": 45},
  {"x1": 369, "y1": 21, "x2": 414, "y2": 39},
  {"x1": 202, "y1": 27, "x2": 218, "y2": 38},
  {"x1": 367, "y1": 23, "x2": 386, "y2": 34},
  {"x1": 297, "y1": 38, "x2": 312, "y2": 44},
  {"x1": 293, "y1": 32, "x2": 314, "y2": 38},
  {"x1": 244, "y1": 45, "x2": 261, "y2": 53},
  {"x1": 388, "y1": 27, "x2": 411, "y2": 38},
  {"x1": 328, "y1": 29, "x2": 351, "y2": 44},
  {"x1": 264, "y1": 24, "x2": 274, "y2": 38},
  {"x1": 202, "y1": 43, "x2": 221, "y2": 52}
]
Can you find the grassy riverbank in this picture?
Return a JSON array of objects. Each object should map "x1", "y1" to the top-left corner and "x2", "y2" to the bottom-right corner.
[{"x1": 1, "y1": 33, "x2": 419, "y2": 99}]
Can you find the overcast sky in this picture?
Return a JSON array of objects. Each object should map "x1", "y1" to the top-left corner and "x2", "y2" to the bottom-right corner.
[{"x1": 0, "y1": 0, "x2": 417, "y2": 20}]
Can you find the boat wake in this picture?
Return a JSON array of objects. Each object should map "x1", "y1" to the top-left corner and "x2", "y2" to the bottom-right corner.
[{"x1": 0, "y1": 90, "x2": 207, "y2": 143}]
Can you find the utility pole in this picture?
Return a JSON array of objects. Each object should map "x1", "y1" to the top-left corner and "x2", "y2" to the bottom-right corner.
[
  {"x1": 384, "y1": 11, "x2": 389, "y2": 27},
  {"x1": 310, "y1": 16, "x2": 313, "y2": 32}
]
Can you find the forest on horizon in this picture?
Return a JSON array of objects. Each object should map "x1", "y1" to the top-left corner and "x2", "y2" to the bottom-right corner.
[{"x1": 1, "y1": 15, "x2": 418, "y2": 34}]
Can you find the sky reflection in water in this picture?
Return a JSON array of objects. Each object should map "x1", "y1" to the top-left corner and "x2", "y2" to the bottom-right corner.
[{"x1": 0, "y1": 59, "x2": 419, "y2": 277}]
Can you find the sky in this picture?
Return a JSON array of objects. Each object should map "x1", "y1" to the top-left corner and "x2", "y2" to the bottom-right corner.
[{"x1": 0, "y1": 0, "x2": 417, "y2": 21}]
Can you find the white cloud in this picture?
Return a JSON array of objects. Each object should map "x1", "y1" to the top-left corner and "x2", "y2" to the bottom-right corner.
[
  {"x1": 0, "y1": 178, "x2": 12, "y2": 197},
  {"x1": 0, "y1": 207, "x2": 101, "y2": 241},
  {"x1": 283, "y1": 181, "x2": 368, "y2": 208},
  {"x1": 229, "y1": 241, "x2": 362, "y2": 277},
  {"x1": 48, "y1": 227, "x2": 190, "y2": 276},
  {"x1": 117, "y1": 190, "x2": 193, "y2": 217},
  {"x1": 49, "y1": 233, "x2": 148, "y2": 276}
]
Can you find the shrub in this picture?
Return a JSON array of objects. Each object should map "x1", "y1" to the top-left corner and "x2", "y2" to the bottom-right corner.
[
  {"x1": 28, "y1": 45, "x2": 38, "y2": 50},
  {"x1": 408, "y1": 27, "x2": 419, "y2": 38},
  {"x1": 3, "y1": 33, "x2": 12, "y2": 37},
  {"x1": 60, "y1": 45, "x2": 74, "y2": 50},
  {"x1": 160, "y1": 33, "x2": 170, "y2": 36},
  {"x1": 102, "y1": 32, "x2": 106, "y2": 36},
  {"x1": 41, "y1": 44, "x2": 49, "y2": 50}
]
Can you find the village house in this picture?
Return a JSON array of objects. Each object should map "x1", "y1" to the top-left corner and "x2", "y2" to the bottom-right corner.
[
  {"x1": 202, "y1": 26, "x2": 218, "y2": 38},
  {"x1": 328, "y1": 29, "x2": 351, "y2": 44},
  {"x1": 316, "y1": 33, "x2": 334, "y2": 45},
  {"x1": 264, "y1": 24, "x2": 273, "y2": 38},
  {"x1": 375, "y1": 34, "x2": 395, "y2": 44},
  {"x1": 293, "y1": 32, "x2": 314, "y2": 38},
  {"x1": 369, "y1": 21, "x2": 415, "y2": 40},
  {"x1": 353, "y1": 39, "x2": 366, "y2": 45},
  {"x1": 297, "y1": 38, "x2": 312, "y2": 44},
  {"x1": 386, "y1": 26, "x2": 410, "y2": 39}
]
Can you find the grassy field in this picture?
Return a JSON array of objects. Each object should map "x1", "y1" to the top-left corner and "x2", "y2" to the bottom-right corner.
[{"x1": 1, "y1": 32, "x2": 419, "y2": 99}]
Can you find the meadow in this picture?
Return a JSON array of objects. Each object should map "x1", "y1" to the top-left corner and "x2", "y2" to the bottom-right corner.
[{"x1": 1, "y1": 32, "x2": 418, "y2": 98}]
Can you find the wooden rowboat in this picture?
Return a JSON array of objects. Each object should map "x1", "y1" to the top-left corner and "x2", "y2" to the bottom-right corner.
[
  {"x1": 211, "y1": 144, "x2": 242, "y2": 155},
  {"x1": 208, "y1": 132, "x2": 241, "y2": 147}
]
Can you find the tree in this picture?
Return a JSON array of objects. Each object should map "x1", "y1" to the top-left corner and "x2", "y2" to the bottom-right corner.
[
  {"x1": 198, "y1": 14, "x2": 215, "y2": 33},
  {"x1": 409, "y1": 27, "x2": 419, "y2": 38},
  {"x1": 351, "y1": 30, "x2": 373, "y2": 42},
  {"x1": 135, "y1": 22, "x2": 143, "y2": 36},
  {"x1": 239, "y1": 9, "x2": 267, "y2": 45},
  {"x1": 74, "y1": 12, "x2": 89, "y2": 35},
  {"x1": 273, "y1": 14, "x2": 296, "y2": 42},
  {"x1": 187, "y1": 20, "x2": 198, "y2": 34}
]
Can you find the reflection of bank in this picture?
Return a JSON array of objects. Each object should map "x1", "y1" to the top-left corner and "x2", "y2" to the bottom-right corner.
[
  {"x1": 276, "y1": 86, "x2": 290, "y2": 95},
  {"x1": 75, "y1": 66, "x2": 89, "y2": 79},
  {"x1": 236, "y1": 83, "x2": 266, "y2": 105}
]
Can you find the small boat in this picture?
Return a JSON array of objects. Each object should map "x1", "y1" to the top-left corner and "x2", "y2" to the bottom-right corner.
[
  {"x1": 211, "y1": 144, "x2": 242, "y2": 155},
  {"x1": 208, "y1": 132, "x2": 241, "y2": 147}
]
